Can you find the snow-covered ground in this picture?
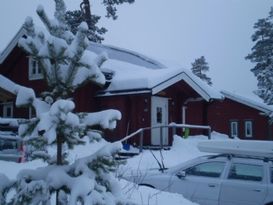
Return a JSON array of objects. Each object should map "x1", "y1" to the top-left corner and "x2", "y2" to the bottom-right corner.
[{"x1": 0, "y1": 132, "x2": 232, "y2": 205}]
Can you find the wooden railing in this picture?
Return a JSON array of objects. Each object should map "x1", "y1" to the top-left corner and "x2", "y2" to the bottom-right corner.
[{"x1": 119, "y1": 122, "x2": 211, "y2": 152}]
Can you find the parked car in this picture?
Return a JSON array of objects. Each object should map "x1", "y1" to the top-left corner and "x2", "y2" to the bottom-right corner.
[
  {"x1": 124, "y1": 154, "x2": 273, "y2": 205},
  {"x1": 0, "y1": 132, "x2": 26, "y2": 163}
]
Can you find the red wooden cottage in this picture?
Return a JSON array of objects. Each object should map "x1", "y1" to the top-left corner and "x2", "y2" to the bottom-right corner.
[{"x1": 0, "y1": 27, "x2": 273, "y2": 146}]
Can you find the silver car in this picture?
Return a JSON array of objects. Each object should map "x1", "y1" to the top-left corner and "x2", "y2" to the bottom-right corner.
[
  {"x1": 125, "y1": 154, "x2": 273, "y2": 205},
  {"x1": 0, "y1": 132, "x2": 25, "y2": 162}
]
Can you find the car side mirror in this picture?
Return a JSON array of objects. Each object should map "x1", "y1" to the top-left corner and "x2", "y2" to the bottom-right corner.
[{"x1": 176, "y1": 171, "x2": 186, "y2": 179}]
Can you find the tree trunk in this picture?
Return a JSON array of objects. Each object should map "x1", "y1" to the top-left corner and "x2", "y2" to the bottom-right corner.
[
  {"x1": 81, "y1": 0, "x2": 92, "y2": 29},
  {"x1": 56, "y1": 134, "x2": 63, "y2": 205}
]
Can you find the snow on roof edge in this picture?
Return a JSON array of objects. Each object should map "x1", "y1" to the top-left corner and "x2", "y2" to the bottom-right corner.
[
  {"x1": 221, "y1": 90, "x2": 273, "y2": 115},
  {"x1": 89, "y1": 42, "x2": 167, "y2": 69},
  {"x1": 98, "y1": 68, "x2": 223, "y2": 101},
  {"x1": 151, "y1": 70, "x2": 223, "y2": 101}
]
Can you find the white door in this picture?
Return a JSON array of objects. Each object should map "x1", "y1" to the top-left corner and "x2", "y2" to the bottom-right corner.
[{"x1": 151, "y1": 96, "x2": 168, "y2": 145}]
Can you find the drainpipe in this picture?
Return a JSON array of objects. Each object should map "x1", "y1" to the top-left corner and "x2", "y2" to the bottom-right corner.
[
  {"x1": 182, "y1": 97, "x2": 204, "y2": 133},
  {"x1": 182, "y1": 97, "x2": 204, "y2": 124},
  {"x1": 268, "y1": 118, "x2": 273, "y2": 140},
  {"x1": 182, "y1": 106, "x2": 187, "y2": 125},
  {"x1": 181, "y1": 106, "x2": 187, "y2": 132}
]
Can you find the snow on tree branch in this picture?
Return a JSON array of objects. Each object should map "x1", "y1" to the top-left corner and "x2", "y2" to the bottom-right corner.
[
  {"x1": 19, "y1": 3, "x2": 106, "y2": 98},
  {"x1": 0, "y1": 174, "x2": 14, "y2": 204},
  {"x1": 8, "y1": 142, "x2": 131, "y2": 205},
  {"x1": 80, "y1": 109, "x2": 122, "y2": 130},
  {"x1": 0, "y1": 0, "x2": 127, "y2": 203}
]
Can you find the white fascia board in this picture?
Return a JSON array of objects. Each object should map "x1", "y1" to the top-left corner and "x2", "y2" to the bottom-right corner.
[
  {"x1": 96, "y1": 89, "x2": 151, "y2": 97},
  {"x1": 152, "y1": 72, "x2": 218, "y2": 101},
  {"x1": 0, "y1": 26, "x2": 25, "y2": 64}
]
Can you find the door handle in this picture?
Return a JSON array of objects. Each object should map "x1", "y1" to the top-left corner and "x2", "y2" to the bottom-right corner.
[
  {"x1": 208, "y1": 184, "x2": 216, "y2": 188},
  {"x1": 253, "y1": 189, "x2": 261, "y2": 192}
]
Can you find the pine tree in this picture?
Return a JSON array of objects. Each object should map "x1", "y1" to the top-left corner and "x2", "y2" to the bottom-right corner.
[
  {"x1": 191, "y1": 56, "x2": 212, "y2": 86},
  {"x1": 0, "y1": 0, "x2": 134, "y2": 204},
  {"x1": 65, "y1": 0, "x2": 135, "y2": 43},
  {"x1": 246, "y1": 7, "x2": 273, "y2": 105}
]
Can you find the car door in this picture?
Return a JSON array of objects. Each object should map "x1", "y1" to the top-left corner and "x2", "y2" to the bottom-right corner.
[
  {"x1": 170, "y1": 161, "x2": 226, "y2": 205},
  {"x1": 219, "y1": 162, "x2": 267, "y2": 205}
]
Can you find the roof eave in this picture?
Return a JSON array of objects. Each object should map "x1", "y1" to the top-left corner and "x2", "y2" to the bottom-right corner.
[
  {"x1": 221, "y1": 90, "x2": 273, "y2": 115},
  {"x1": 152, "y1": 71, "x2": 223, "y2": 102},
  {"x1": 0, "y1": 26, "x2": 25, "y2": 64}
]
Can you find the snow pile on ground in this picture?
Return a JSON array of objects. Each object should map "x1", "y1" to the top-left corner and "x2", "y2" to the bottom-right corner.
[
  {"x1": 0, "y1": 132, "x2": 232, "y2": 204},
  {"x1": 122, "y1": 131, "x2": 232, "y2": 172}
]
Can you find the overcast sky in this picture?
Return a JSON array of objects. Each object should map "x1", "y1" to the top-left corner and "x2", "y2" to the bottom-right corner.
[{"x1": 1, "y1": 0, "x2": 273, "y2": 99}]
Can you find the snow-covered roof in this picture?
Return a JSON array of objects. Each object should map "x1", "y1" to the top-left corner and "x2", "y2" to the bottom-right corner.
[
  {"x1": 0, "y1": 26, "x2": 223, "y2": 101},
  {"x1": 89, "y1": 42, "x2": 166, "y2": 69},
  {"x1": 221, "y1": 90, "x2": 273, "y2": 115},
  {"x1": 89, "y1": 45, "x2": 223, "y2": 101}
]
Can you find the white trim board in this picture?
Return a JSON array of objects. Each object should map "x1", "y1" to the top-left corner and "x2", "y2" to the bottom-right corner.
[{"x1": 152, "y1": 71, "x2": 223, "y2": 101}]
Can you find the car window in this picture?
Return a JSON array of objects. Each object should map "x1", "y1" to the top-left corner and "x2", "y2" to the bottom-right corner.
[
  {"x1": 185, "y1": 161, "x2": 225, "y2": 178},
  {"x1": 228, "y1": 163, "x2": 263, "y2": 182},
  {"x1": 0, "y1": 138, "x2": 19, "y2": 151}
]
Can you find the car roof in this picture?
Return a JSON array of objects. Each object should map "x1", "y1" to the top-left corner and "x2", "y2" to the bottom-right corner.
[{"x1": 168, "y1": 154, "x2": 271, "y2": 173}]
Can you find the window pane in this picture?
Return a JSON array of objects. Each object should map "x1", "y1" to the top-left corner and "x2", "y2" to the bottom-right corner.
[
  {"x1": 32, "y1": 60, "x2": 37, "y2": 74},
  {"x1": 230, "y1": 121, "x2": 238, "y2": 138},
  {"x1": 29, "y1": 58, "x2": 43, "y2": 80},
  {"x1": 186, "y1": 162, "x2": 225, "y2": 178},
  {"x1": 6, "y1": 107, "x2": 11, "y2": 117},
  {"x1": 245, "y1": 121, "x2": 253, "y2": 138},
  {"x1": 3, "y1": 103, "x2": 13, "y2": 118},
  {"x1": 156, "y1": 107, "x2": 162, "y2": 123},
  {"x1": 228, "y1": 163, "x2": 263, "y2": 182}
]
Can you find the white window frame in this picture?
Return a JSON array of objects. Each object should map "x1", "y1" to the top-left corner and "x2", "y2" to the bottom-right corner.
[
  {"x1": 244, "y1": 120, "x2": 253, "y2": 138},
  {"x1": 230, "y1": 121, "x2": 238, "y2": 138},
  {"x1": 3, "y1": 102, "x2": 13, "y2": 118},
  {"x1": 29, "y1": 107, "x2": 35, "y2": 119},
  {"x1": 28, "y1": 58, "x2": 43, "y2": 80}
]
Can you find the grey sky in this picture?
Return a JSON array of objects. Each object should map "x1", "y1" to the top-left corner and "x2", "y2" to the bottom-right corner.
[{"x1": 1, "y1": 0, "x2": 273, "y2": 99}]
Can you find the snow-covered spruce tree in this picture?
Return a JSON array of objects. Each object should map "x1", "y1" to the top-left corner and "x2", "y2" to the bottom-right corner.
[
  {"x1": 0, "y1": 0, "x2": 134, "y2": 204},
  {"x1": 191, "y1": 56, "x2": 212, "y2": 86},
  {"x1": 246, "y1": 7, "x2": 273, "y2": 105},
  {"x1": 65, "y1": 0, "x2": 135, "y2": 43}
]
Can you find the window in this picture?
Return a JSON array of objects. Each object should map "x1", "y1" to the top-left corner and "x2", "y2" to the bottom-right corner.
[
  {"x1": 230, "y1": 121, "x2": 238, "y2": 138},
  {"x1": 228, "y1": 163, "x2": 263, "y2": 182},
  {"x1": 185, "y1": 161, "x2": 226, "y2": 178},
  {"x1": 29, "y1": 58, "x2": 42, "y2": 80},
  {"x1": 156, "y1": 107, "x2": 162, "y2": 123},
  {"x1": 244, "y1": 120, "x2": 253, "y2": 138},
  {"x1": 3, "y1": 102, "x2": 13, "y2": 118}
]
